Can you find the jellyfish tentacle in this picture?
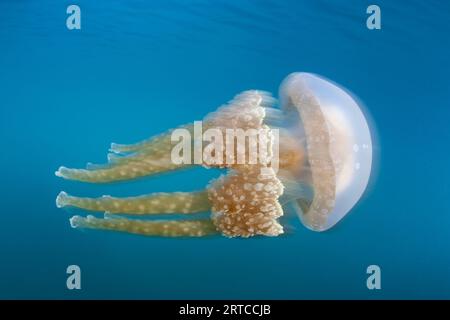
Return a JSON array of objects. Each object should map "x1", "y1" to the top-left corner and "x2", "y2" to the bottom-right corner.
[
  {"x1": 56, "y1": 191, "x2": 211, "y2": 214},
  {"x1": 70, "y1": 215, "x2": 218, "y2": 237},
  {"x1": 109, "y1": 90, "x2": 272, "y2": 160},
  {"x1": 55, "y1": 123, "x2": 197, "y2": 183},
  {"x1": 55, "y1": 91, "x2": 276, "y2": 184},
  {"x1": 55, "y1": 150, "x2": 188, "y2": 183},
  {"x1": 110, "y1": 124, "x2": 194, "y2": 154},
  {"x1": 111, "y1": 90, "x2": 274, "y2": 157}
]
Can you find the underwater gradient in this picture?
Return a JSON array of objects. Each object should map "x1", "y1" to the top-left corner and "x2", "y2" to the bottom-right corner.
[{"x1": 0, "y1": 0, "x2": 449, "y2": 299}]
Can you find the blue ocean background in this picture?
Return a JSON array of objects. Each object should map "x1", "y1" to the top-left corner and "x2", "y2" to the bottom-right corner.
[{"x1": 0, "y1": 0, "x2": 449, "y2": 299}]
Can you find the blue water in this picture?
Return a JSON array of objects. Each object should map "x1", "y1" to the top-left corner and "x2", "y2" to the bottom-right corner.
[{"x1": 0, "y1": 0, "x2": 449, "y2": 299}]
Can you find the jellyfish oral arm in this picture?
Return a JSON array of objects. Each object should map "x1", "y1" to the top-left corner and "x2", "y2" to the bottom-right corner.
[
  {"x1": 55, "y1": 126, "x2": 193, "y2": 183},
  {"x1": 70, "y1": 216, "x2": 218, "y2": 237},
  {"x1": 56, "y1": 190, "x2": 211, "y2": 215},
  {"x1": 56, "y1": 90, "x2": 284, "y2": 238}
]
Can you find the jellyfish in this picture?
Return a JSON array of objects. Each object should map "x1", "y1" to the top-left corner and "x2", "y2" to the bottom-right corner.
[{"x1": 55, "y1": 72, "x2": 373, "y2": 237}]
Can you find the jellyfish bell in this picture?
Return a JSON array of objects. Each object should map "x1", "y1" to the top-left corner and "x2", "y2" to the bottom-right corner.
[{"x1": 279, "y1": 72, "x2": 373, "y2": 231}]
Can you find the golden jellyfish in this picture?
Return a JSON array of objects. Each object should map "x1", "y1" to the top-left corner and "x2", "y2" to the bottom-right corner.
[{"x1": 55, "y1": 73, "x2": 373, "y2": 237}]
